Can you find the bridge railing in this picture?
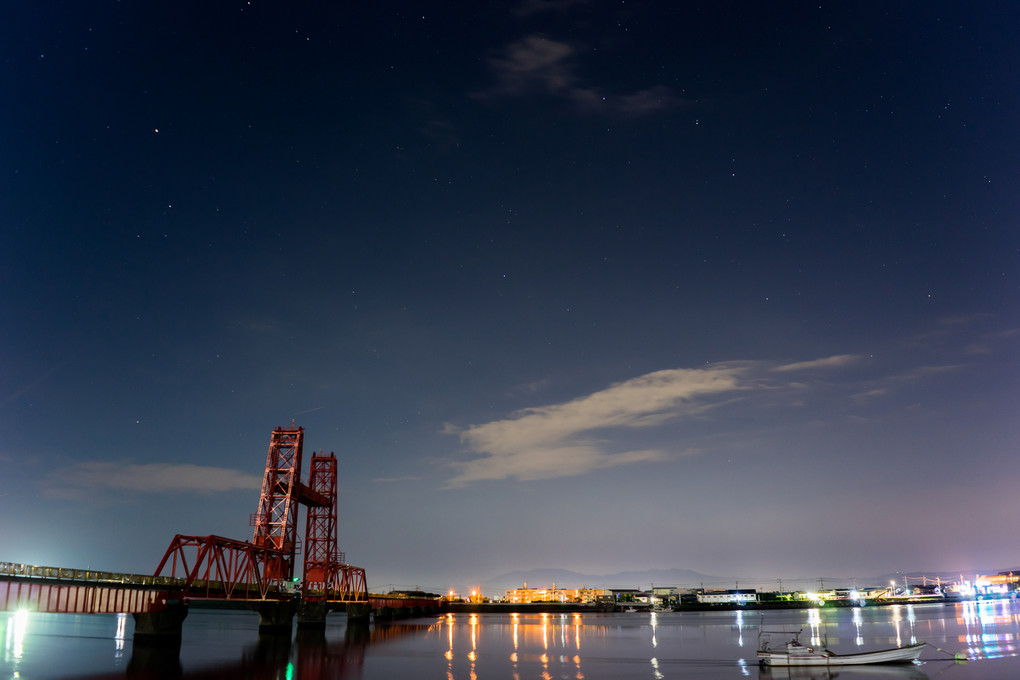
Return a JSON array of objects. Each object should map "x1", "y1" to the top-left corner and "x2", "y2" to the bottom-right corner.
[{"x1": 0, "y1": 562, "x2": 185, "y2": 588}]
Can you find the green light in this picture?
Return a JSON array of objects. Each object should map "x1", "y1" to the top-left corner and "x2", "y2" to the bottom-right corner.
[{"x1": 286, "y1": 662, "x2": 295, "y2": 680}]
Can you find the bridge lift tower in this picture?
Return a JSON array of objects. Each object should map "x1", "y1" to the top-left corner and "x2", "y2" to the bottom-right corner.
[
  {"x1": 303, "y1": 451, "x2": 367, "y2": 599},
  {"x1": 251, "y1": 426, "x2": 318, "y2": 586}
]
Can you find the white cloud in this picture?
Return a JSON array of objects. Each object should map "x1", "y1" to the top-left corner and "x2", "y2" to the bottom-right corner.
[
  {"x1": 773, "y1": 354, "x2": 861, "y2": 372},
  {"x1": 443, "y1": 353, "x2": 907, "y2": 487},
  {"x1": 851, "y1": 388, "x2": 888, "y2": 400},
  {"x1": 488, "y1": 35, "x2": 576, "y2": 96},
  {"x1": 445, "y1": 364, "x2": 750, "y2": 487},
  {"x1": 481, "y1": 34, "x2": 682, "y2": 116},
  {"x1": 43, "y1": 462, "x2": 262, "y2": 500}
]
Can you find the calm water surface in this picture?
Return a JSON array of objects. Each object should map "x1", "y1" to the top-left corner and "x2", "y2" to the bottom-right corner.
[{"x1": 3, "y1": 601, "x2": 1019, "y2": 679}]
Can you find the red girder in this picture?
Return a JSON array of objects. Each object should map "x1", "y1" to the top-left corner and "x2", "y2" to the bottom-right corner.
[
  {"x1": 153, "y1": 535, "x2": 280, "y2": 600},
  {"x1": 297, "y1": 481, "x2": 330, "y2": 507},
  {"x1": 333, "y1": 564, "x2": 368, "y2": 602}
]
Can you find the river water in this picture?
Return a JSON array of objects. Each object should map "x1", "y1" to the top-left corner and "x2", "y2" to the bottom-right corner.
[{"x1": 3, "y1": 600, "x2": 1019, "y2": 679}]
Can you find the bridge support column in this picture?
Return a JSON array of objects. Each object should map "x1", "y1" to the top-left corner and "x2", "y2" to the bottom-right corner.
[
  {"x1": 297, "y1": 601, "x2": 328, "y2": 630},
  {"x1": 346, "y1": 602, "x2": 370, "y2": 623},
  {"x1": 132, "y1": 602, "x2": 189, "y2": 642},
  {"x1": 249, "y1": 601, "x2": 297, "y2": 634}
]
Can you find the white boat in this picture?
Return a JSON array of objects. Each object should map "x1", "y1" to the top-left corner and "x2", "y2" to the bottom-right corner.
[{"x1": 757, "y1": 629, "x2": 925, "y2": 666}]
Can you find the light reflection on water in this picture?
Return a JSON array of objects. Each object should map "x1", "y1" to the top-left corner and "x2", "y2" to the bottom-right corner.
[
  {"x1": 4, "y1": 603, "x2": 1020, "y2": 678},
  {"x1": 3, "y1": 609, "x2": 28, "y2": 662},
  {"x1": 958, "y1": 599, "x2": 1020, "y2": 660}
]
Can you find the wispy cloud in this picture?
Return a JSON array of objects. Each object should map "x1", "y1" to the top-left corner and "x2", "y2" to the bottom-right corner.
[
  {"x1": 939, "y1": 313, "x2": 993, "y2": 327},
  {"x1": 991, "y1": 327, "x2": 1020, "y2": 340},
  {"x1": 904, "y1": 313, "x2": 999, "y2": 350},
  {"x1": 844, "y1": 363, "x2": 963, "y2": 405},
  {"x1": 480, "y1": 34, "x2": 682, "y2": 116},
  {"x1": 487, "y1": 35, "x2": 575, "y2": 95},
  {"x1": 1, "y1": 364, "x2": 61, "y2": 410},
  {"x1": 773, "y1": 354, "x2": 861, "y2": 372},
  {"x1": 506, "y1": 377, "x2": 553, "y2": 397},
  {"x1": 850, "y1": 387, "x2": 888, "y2": 401},
  {"x1": 441, "y1": 350, "x2": 963, "y2": 487},
  {"x1": 888, "y1": 364, "x2": 963, "y2": 382},
  {"x1": 444, "y1": 364, "x2": 752, "y2": 487},
  {"x1": 43, "y1": 462, "x2": 262, "y2": 500}
]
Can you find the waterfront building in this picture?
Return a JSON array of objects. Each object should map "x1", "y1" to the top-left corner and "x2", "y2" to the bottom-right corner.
[
  {"x1": 609, "y1": 588, "x2": 650, "y2": 604},
  {"x1": 652, "y1": 586, "x2": 679, "y2": 608},
  {"x1": 949, "y1": 572, "x2": 1019, "y2": 598},
  {"x1": 503, "y1": 582, "x2": 605, "y2": 604},
  {"x1": 696, "y1": 589, "x2": 758, "y2": 604}
]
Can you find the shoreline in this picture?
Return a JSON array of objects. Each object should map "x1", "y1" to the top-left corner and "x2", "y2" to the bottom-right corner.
[{"x1": 447, "y1": 597, "x2": 972, "y2": 614}]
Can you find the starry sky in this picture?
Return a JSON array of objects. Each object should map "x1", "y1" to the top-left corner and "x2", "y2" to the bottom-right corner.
[{"x1": 2, "y1": 1, "x2": 1018, "y2": 594}]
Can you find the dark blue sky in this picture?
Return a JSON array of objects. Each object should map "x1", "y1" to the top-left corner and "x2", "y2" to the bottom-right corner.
[{"x1": 2, "y1": 1, "x2": 1018, "y2": 593}]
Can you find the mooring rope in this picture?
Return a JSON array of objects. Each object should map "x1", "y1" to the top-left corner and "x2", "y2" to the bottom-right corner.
[{"x1": 924, "y1": 641, "x2": 968, "y2": 661}]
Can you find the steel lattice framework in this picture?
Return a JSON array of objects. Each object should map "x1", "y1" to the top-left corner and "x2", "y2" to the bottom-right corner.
[
  {"x1": 303, "y1": 452, "x2": 338, "y2": 597},
  {"x1": 302, "y1": 453, "x2": 368, "y2": 602},
  {"x1": 332, "y1": 563, "x2": 368, "y2": 602},
  {"x1": 153, "y1": 534, "x2": 276, "y2": 600},
  {"x1": 251, "y1": 426, "x2": 304, "y2": 586}
]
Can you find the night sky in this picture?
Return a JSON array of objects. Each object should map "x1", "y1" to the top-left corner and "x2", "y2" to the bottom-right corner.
[{"x1": 3, "y1": 2, "x2": 1018, "y2": 594}]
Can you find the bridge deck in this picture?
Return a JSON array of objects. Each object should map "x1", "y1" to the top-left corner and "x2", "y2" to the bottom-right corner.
[
  {"x1": 1, "y1": 563, "x2": 178, "y2": 614},
  {"x1": 2, "y1": 563, "x2": 441, "y2": 618}
]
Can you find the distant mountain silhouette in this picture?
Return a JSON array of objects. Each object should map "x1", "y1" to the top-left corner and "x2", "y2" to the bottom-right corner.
[{"x1": 482, "y1": 567, "x2": 729, "y2": 592}]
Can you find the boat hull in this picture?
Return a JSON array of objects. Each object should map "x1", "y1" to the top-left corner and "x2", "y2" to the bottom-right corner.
[{"x1": 758, "y1": 643, "x2": 925, "y2": 666}]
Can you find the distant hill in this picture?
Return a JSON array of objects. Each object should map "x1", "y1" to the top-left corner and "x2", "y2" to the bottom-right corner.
[{"x1": 481, "y1": 567, "x2": 729, "y2": 593}]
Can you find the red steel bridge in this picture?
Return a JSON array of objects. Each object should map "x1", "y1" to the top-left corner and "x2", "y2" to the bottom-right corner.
[
  {"x1": 1, "y1": 425, "x2": 442, "y2": 636},
  {"x1": 154, "y1": 425, "x2": 367, "y2": 604}
]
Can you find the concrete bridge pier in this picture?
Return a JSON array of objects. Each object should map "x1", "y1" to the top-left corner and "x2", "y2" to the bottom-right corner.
[
  {"x1": 296, "y1": 601, "x2": 329, "y2": 631},
  {"x1": 132, "y1": 602, "x2": 189, "y2": 643},
  {"x1": 346, "y1": 602, "x2": 371, "y2": 623},
  {"x1": 249, "y1": 601, "x2": 297, "y2": 634}
]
